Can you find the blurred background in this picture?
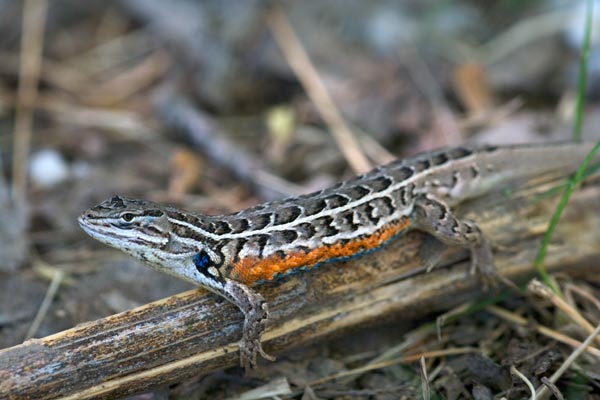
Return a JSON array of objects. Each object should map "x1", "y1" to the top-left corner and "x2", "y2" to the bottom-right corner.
[{"x1": 0, "y1": 1, "x2": 598, "y2": 398}]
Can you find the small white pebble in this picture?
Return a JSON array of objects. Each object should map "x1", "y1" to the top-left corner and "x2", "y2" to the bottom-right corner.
[{"x1": 30, "y1": 149, "x2": 69, "y2": 188}]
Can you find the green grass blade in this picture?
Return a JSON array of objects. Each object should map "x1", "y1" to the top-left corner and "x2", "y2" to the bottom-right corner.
[
  {"x1": 573, "y1": 0, "x2": 594, "y2": 142},
  {"x1": 534, "y1": 140, "x2": 600, "y2": 290}
]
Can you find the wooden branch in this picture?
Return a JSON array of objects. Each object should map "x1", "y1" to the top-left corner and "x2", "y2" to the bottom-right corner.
[{"x1": 1, "y1": 171, "x2": 599, "y2": 399}]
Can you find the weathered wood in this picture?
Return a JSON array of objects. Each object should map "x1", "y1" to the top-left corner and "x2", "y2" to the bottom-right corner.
[{"x1": 1, "y1": 171, "x2": 599, "y2": 399}]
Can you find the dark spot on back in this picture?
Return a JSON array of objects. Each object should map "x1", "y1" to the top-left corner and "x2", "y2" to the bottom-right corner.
[
  {"x1": 279, "y1": 230, "x2": 298, "y2": 242},
  {"x1": 297, "y1": 222, "x2": 317, "y2": 238},
  {"x1": 273, "y1": 205, "x2": 302, "y2": 225},
  {"x1": 342, "y1": 185, "x2": 370, "y2": 201},
  {"x1": 316, "y1": 215, "x2": 338, "y2": 237},
  {"x1": 379, "y1": 196, "x2": 394, "y2": 216},
  {"x1": 451, "y1": 172, "x2": 459, "y2": 187},
  {"x1": 324, "y1": 194, "x2": 350, "y2": 208},
  {"x1": 233, "y1": 238, "x2": 247, "y2": 262},
  {"x1": 213, "y1": 220, "x2": 232, "y2": 235},
  {"x1": 255, "y1": 234, "x2": 270, "y2": 257},
  {"x1": 252, "y1": 213, "x2": 272, "y2": 229},
  {"x1": 412, "y1": 159, "x2": 431, "y2": 172},
  {"x1": 447, "y1": 147, "x2": 473, "y2": 160},
  {"x1": 256, "y1": 234, "x2": 269, "y2": 247},
  {"x1": 304, "y1": 198, "x2": 328, "y2": 216},
  {"x1": 389, "y1": 165, "x2": 413, "y2": 181},
  {"x1": 200, "y1": 221, "x2": 216, "y2": 234},
  {"x1": 229, "y1": 218, "x2": 249, "y2": 233},
  {"x1": 369, "y1": 176, "x2": 393, "y2": 191},
  {"x1": 364, "y1": 202, "x2": 379, "y2": 225},
  {"x1": 431, "y1": 152, "x2": 449, "y2": 166},
  {"x1": 341, "y1": 210, "x2": 359, "y2": 229}
]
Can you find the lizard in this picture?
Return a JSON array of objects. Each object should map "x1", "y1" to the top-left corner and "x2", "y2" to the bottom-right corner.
[{"x1": 78, "y1": 141, "x2": 597, "y2": 369}]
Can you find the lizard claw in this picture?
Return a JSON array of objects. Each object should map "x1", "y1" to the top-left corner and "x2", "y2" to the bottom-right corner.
[
  {"x1": 471, "y1": 239, "x2": 520, "y2": 293},
  {"x1": 239, "y1": 336, "x2": 276, "y2": 370}
]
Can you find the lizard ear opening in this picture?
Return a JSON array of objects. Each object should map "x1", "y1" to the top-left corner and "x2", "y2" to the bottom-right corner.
[{"x1": 141, "y1": 211, "x2": 170, "y2": 230}]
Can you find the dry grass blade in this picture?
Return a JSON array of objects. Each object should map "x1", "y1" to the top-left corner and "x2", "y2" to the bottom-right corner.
[
  {"x1": 225, "y1": 376, "x2": 292, "y2": 400},
  {"x1": 24, "y1": 270, "x2": 64, "y2": 340},
  {"x1": 420, "y1": 356, "x2": 431, "y2": 400},
  {"x1": 564, "y1": 283, "x2": 600, "y2": 311},
  {"x1": 266, "y1": 5, "x2": 372, "y2": 174},
  {"x1": 308, "y1": 347, "x2": 478, "y2": 386},
  {"x1": 528, "y1": 279, "x2": 600, "y2": 346},
  {"x1": 11, "y1": 0, "x2": 48, "y2": 201},
  {"x1": 510, "y1": 365, "x2": 535, "y2": 400},
  {"x1": 487, "y1": 306, "x2": 600, "y2": 357},
  {"x1": 535, "y1": 321, "x2": 600, "y2": 399}
]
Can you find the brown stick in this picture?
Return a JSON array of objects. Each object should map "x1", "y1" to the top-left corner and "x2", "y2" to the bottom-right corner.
[
  {"x1": 156, "y1": 95, "x2": 304, "y2": 201},
  {"x1": 11, "y1": 0, "x2": 48, "y2": 202},
  {"x1": 1, "y1": 172, "x2": 599, "y2": 400}
]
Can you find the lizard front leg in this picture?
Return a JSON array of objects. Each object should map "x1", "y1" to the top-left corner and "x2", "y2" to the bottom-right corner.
[
  {"x1": 221, "y1": 278, "x2": 275, "y2": 369},
  {"x1": 192, "y1": 254, "x2": 275, "y2": 369},
  {"x1": 411, "y1": 193, "x2": 497, "y2": 285}
]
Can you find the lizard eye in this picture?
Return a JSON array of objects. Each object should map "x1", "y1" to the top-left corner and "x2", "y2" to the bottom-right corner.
[{"x1": 121, "y1": 213, "x2": 135, "y2": 222}]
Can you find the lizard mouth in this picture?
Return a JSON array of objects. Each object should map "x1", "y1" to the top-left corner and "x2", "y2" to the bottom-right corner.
[
  {"x1": 78, "y1": 214, "x2": 121, "y2": 245},
  {"x1": 78, "y1": 215, "x2": 102, "y2": 239},
  {"x1": 77, "y1": 214, "x2": 92, "y2": 232}
]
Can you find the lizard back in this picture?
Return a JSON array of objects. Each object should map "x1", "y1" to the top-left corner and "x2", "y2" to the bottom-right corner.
[{"x1": 170, "y1": 145, "x2": 506, "y2": 284}]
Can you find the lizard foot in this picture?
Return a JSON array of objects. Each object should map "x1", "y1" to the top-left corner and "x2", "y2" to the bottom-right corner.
[{"x1": 471, "y1": 238, "x2": 520, "y2": 293}]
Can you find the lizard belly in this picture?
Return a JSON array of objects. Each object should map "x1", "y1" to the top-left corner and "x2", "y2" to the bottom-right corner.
[{"x1": 229, "y1": 216, "x2": 411, "y2": 285}]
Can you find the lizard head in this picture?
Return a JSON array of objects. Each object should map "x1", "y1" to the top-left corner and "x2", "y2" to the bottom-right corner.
[
  {"x1": 78, "y1": 195, "x2": 173, "y2": 260},
  {"x1": 79, "y1": 196, "x2": 227, "y2": 286},
  {"x1": 79, "y1": 195, "x2": 225, "y2": 286}
]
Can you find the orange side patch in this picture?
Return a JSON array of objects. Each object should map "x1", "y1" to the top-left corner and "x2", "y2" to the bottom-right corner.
[{"x1": 230, "y1": 217, "x2": 411, "y2": 285}]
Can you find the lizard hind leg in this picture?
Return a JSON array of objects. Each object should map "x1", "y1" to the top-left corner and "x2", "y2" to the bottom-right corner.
[{"x1": 411, "y1": 193, "x2": 498, "y2": 287}]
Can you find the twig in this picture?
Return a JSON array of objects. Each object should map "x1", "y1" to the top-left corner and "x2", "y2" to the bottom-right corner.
[
  {"x1": 535, "y1": 321, "x2": 600, "y2": 399},
  {"x1": 564, "y1": 283, "x2": 600, "y2": 311},
  {"x1": 528, "y1": 279, "x2": 600, "y2": 346},
  {"x1": 25, "y1": 269, "x2": 65, "y2": 340},
  {"x1": 266, "y1": 5, "x2": 372, "y2": 174},
  {"x1": 156, "y1": 95, "x2": 304, "y2": 201},
  {"x1": 420, "y1": 356, "x2": 430, "y2": 400},
  {"x1": 11, "y1": 0, "x2": 48, "y2": 201},
  {"x1": 510, "y1": 365, "x2": 535, "y2": 400},
  {"x1": 309, "y1": 347, "x2": 478, "y2": 386},
  {"x1": 487, "y1": 306, "x2": 600, "y2": 358}
]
